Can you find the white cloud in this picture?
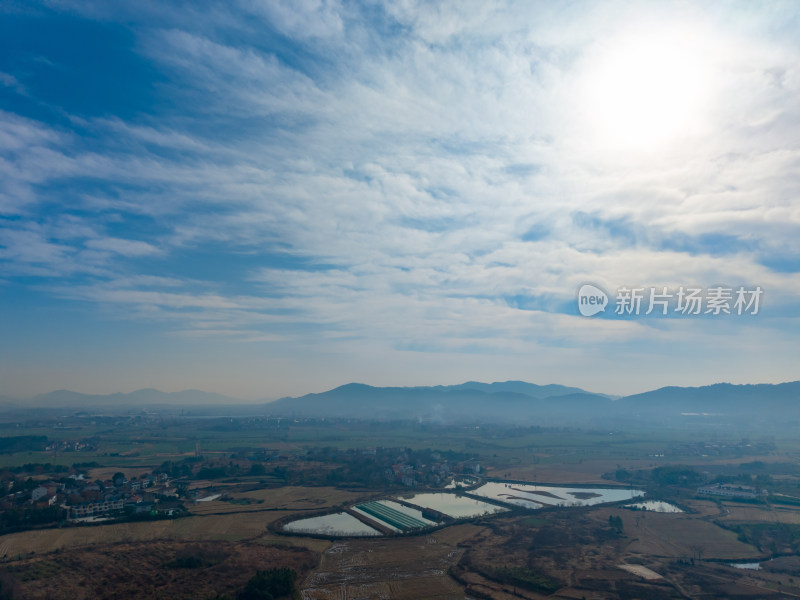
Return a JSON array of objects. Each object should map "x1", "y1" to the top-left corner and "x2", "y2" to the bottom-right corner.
[
  {"x1": 237, "y1": 0, "x2": 346, "y2": 41},
  {"x1": 85, "y1": 237, "x2": 162, "y2": 257},
  {"x1": 2, "y1": 1, "x2": 799, "y2": 395}
]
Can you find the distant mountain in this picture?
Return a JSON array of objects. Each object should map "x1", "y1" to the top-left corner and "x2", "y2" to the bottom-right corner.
[
  {"x1": 3, "y1": 381, "x2": 797, "y2": 426},
  {"x1": 265, "y1": 381, "x2": 611, "y2": 424},
  {"x1": 265, "y1": 380, "x2": 800, "y2": 426},
  {"x1": 618, "y1": 381, "x2": 800, "y2": 415},
  {"x1": 427, "y1": 380, "x2": 610, "y2": 398},
  {"x1": 18, "y1": 388, "x2": 243, "y2": 408}
]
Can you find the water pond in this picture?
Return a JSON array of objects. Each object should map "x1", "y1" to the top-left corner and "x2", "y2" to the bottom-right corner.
[
  {"x1": 283, "y1": 482, "x2": 645, "y2": 537},
  {"x1": 626, "y1": 500, "x2": 683, "y2": 513},
  {"x1": 284, "y1": 512, "x2": 381, "y2": 536},
  {"x1": 400, "y1": 492, "x2": 508, "y2": 518},
  {"x1": 473, "y1": 482, "x2": 644, "y2": 509},
  {"x1": 730, "y1": 562, "x2": 761, "y2": 570}
]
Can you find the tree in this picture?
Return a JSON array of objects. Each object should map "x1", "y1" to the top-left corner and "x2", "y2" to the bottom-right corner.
[
  {"x1": 236, "y1": 568, "x2": 296, "y2": 600},
  {"x1": 651, "y1": 466, "x2": 702, "y2": 486},
  {"x1": 608, "y1": 515, "x2": 624, "y2": 533},
  {"x1": 688, "y1": 543, "x2": 706, "y2": 562},
  {"x1": 615, "y1": 468, "x2": 632, "y2": 481}
]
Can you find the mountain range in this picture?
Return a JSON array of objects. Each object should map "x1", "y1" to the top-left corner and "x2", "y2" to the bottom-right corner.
[
  {"x1": 3, "y1": 380, "x2": 798, "y2": 427},
  {"x1": 266, "y1": 380, "x2": 800, "y2": 425},
  {"x1": 264, "y1": 381, "x2": 613, "y2": 422},
  {"x1": 0, "y1": 388, "x2": 240, "y2": 408}
]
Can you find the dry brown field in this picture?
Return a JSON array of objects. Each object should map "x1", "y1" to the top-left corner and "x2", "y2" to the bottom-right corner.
[
  {"x1": 232, "y1": 485, "x2": 364, "y2": 508},
  {"x1": 3, "y1": 481, "x2": 800, "y2": 599},
  {"x1": 188, "y1": 485, "x2": 366, "y2": 515},
  {"x1": 301, "y1": 524, "x2": 480, "y2": 599},
  {"x1": 256, "y1": 533, "x2": 333, "y2": 554},
  {"x1": 0, "y1": 511, "x2": 291, "y2": 556},
  {"x1": 1, "y1": 540, "x2": 316, "y2": 600},
  {"x1": 592, "y1": 507, "x2": 760, "y2": 560},
  {"x1": 679, "y1": 498, "x2": 725, "y2": 517},
  {"x1": 86, "y1": 467, "x2": 154, "y2": 481},
  {"x1": 717, "y1": 502, "x2": 800, "y2": 525},
  {"x1": 484, "y1": 460, "x2": 626, "y2": 484}
]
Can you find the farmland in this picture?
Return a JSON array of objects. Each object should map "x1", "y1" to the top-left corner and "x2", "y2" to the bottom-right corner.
[
  {"x1": 2, "y1": 412, "x2": 800, "y2": 598},
  {"x1": 1, "y1": 541, "x2": 316, "y2": 600}
]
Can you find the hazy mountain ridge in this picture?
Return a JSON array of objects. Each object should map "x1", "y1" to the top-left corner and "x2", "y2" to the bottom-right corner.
[
  {"x1": 266, "y1": 380, "x2": 800, "y2": 424},
  {"x1": 266, "y1": 383, "x2": 556, "y2": 421},
  {"x1": 618, "y1": 381, "x2": 800, "y2": 413},
  {"x1": 422, "y1": 380, "x2": 604, "y2": 398},
  {"x1": 2, "y1": 381, "x2": 797, "y2": 426},
  {"x1": 3, "y1": 388, "x2": 244, "y2": 408}
]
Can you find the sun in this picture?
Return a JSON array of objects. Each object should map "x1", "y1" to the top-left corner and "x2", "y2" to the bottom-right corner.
[{"x1": 578, "y1": 25, "x2": 716, "y2": 152}]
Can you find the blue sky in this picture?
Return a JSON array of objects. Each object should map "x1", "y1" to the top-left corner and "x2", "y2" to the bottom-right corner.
[{"x1": 1, "y1": 1, "x2": 798, "y2": 399}]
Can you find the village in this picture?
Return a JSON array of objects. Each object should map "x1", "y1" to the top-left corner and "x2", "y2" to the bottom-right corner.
[
  {"x1": 0, "y1": 465, "x2": 184, "y2": 528},
  {"x1": 0, "y1": 438, "x2": 490, "y2": 536}
]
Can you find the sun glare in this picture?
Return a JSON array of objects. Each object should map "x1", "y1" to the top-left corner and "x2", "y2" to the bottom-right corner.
[{"x1": 579, "y1": 25, "x2": 717, "y2": 152}]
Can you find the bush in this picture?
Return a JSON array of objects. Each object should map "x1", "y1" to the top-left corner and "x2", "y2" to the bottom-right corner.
[
  {"x1": 608, "y1": 514, "x2": 624, "y2": 533},
  {"x1": 195, "y1": 467, "x2": 228, "y2": 480},
  {"x1": 492, "y1": 566, "x2": 559, "y2": 594},
  {"x1": 164, "y1": 544, "x2": 228, "y2": 569},
  {"x1": 651, "y1": 466, "x2": 703, "y2": 486},
  {"x1": 249, "y1": 463, "x2": 266, "y2": 476},
  {"x1": 236, "y1": 568, "x2": 297, "y2": 600}
]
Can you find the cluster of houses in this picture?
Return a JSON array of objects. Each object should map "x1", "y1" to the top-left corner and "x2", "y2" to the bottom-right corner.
[
  {"x1": 44, "y1": 439, "x2": 95, "y2": 453},
  {"x1": 385, "y1": 462, "x2": 425, "y2": 487},
  {"x1": 5, "y1": 471, "x2": 184, "y2": 521},
  {"x1": 384, "y1": 457, "x2": 479, "y2": 487}
]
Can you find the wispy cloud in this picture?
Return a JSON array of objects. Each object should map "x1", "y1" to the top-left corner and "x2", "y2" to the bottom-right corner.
[{"x1": 1, "y1": 1, "x2": 799, "y2": 396}]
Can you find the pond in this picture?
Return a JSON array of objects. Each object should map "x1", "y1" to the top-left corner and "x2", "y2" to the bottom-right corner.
[
  {"x1": 400, "y1": 492, "x2": 508, "y2": 518},
  {"x1": 282, "y1": 482, "x2": 645, "y2": 537},
  {"x1": 625, "y1": 500, "x2": 683, "y2": 513},
  {"x1": 472, "y1": 482, "x2": 644, "y2": 509},
  {"x1": 730, "y1": 562, "x2": 761, "y2": 570},
  {"x1": 283, "y1": 512, "x2": 381, "y2": 536}
]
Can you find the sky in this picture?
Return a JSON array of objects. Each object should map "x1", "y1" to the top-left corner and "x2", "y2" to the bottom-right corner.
[{"x1": 1, "y1": 1, "x2": 799, "y2": 400}]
